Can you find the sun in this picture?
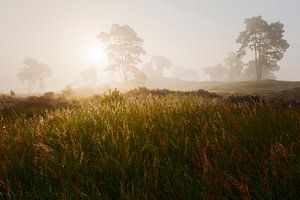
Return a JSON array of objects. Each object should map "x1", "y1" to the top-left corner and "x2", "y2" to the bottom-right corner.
[{"x1": 84, "y1": 42, "x2": 108, "y2": 68}]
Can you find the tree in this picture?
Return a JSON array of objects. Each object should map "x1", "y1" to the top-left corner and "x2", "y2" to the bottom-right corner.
[
  {"x1": 203, "y1": 52, "x2": 243, "y2": 82},
  {"x1": 150, "y1": 56, "x2": 172, "y2": 77},
  {"x1": 171, "y1": 66, "x2": 199, "y2": 81},
  {"x1": 134, "y1": 70, "x2": 148, "y2": 86},
  {"x1": 243, "y1": 60, "x2": 279, "y2": 80},
  {"x1": 224, "y1": 52, "x2": 244, "y2": 81},
  {"x1": 80, "y1": 66, "x2": 98, "y2": 87},
  {"x1": 237, "y1": 16, "x2": 289, "y2": 80},
  {"x1": 203, "y1": 64, "x2": 227, "y2": 81},
  {"x1": 18, "y1": 58, "x2": 52, "y2": 92},
  {"x1": 97, "y1": 24, "x2": 145, "y2": 81},
  {"x1": 61, "y1": 85, "x2": 74, "y2": 98},
  {"x1": 142, "y1": 55, "x2": 172, "y2": 77}
]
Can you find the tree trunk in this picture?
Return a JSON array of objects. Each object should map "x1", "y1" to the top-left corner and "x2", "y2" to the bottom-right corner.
[
  {"x1": 254, "y1": 44, "x2": 260, "y2": 80},
  {"x1": 257, "y1": 52, "x2": 263, "y2": 80}
]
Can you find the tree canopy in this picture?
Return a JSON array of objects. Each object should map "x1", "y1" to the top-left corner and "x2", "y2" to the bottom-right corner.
[
  {"x1": 236, "y1": 16, "x2": 289, "y2": 80},
  {"x1": 80, "y1": 67, "x2": 98, "y2": 87},
  {"x1": 97, "y1": 24, "x2": 145, "y2": 81},
  {"x1": 142, "y1": 55, "x2": 172, "y2": 78},
  {"x1": 224, "y1": 52, "x2": 244, "y2": 81},
  {"x1": 203, "y1": 64, "x2": 227, "y2": 81},
  {"x1": 18, "y1": 58, "x2": 52, "y2": 92},
  {"x1": 203, "y1": 52, "x2": 243, "y2": 81}
]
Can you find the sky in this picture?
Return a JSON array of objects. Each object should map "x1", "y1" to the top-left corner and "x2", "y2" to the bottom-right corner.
[{"x1": 0, "y1": 0, "x2": 299, "y2": 92}]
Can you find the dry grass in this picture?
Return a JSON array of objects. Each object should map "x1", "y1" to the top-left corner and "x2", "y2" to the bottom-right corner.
[{"x1": 0, "y1": 89, "x2": 299, "y2": 199}]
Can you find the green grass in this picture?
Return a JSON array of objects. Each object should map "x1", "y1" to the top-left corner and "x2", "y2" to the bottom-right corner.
[
  {"x1": 76, "y1": 79, "x2": 300, "y2": 101},
  {"x1": 207, "y1": 79, "x2": 300, "y2": 95},
  {"x1": 264, "y1": 87, "x2": 300, "y2": 100},
  {"x1": 0, "y1": 90, "x2": 299, "y2": 199}
]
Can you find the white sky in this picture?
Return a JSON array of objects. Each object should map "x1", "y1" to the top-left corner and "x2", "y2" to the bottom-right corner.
[{"x1": 0, "y1": 0, "x2": 299, "y2": 92}]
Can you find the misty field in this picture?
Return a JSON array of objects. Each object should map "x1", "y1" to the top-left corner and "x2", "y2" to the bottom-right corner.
[{"x1": 0, "y1": 90, "x2": 299, "y2": 199}]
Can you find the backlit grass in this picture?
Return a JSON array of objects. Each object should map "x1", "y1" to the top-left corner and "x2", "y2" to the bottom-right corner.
[{"x1": 0, "y1": 90, "x2": 299, "y2": 199}]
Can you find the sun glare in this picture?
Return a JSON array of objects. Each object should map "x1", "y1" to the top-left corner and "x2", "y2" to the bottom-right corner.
[{"x1": 84, "y1": 42, "x2": 107, "y2": 68}]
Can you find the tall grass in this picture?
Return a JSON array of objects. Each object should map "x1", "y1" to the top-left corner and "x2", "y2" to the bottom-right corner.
[{"x1": 0, "y1": 91, "x2": 299, "y2": 199}]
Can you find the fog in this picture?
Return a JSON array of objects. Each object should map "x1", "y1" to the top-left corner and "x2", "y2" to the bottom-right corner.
[{"x1": 0, "y1": 0, "x2": 299, "y2": 93}]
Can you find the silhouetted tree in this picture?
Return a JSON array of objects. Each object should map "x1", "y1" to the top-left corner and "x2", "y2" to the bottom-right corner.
[
  {"x1": 18, "y1": 58, "x2": 52, "y2": 92},
  {"x1": 97, "y1": 24, "x2": 145, "y2": 81},
  {"x1": 80, "y1": 66, "x2": 98, "y2": 86},
  {"x1": 61, "y1": 85, "x2": 74, "y2": 98},
  {"x1": 224, "y1": 52, "x2": 244, "y2": 81},
  {"x1": 171, "y1": 66, "x2": 199, "y2": 81},
  {"x1": 142, "y1": 62, "x2": 156, "y2": 77},
  {"x1": 134, "y1": 70, "x2": 148, "y2": 86},
  {"x1": 243, "y1": 60, "x2": 278, "y2": 80},
  {"x1": 150, "y1": 56, "x2": 172, "y2": 77},
  {"x1": 237, "y1": 16, "x2": 289, "y2": 80},
  {"x1": 203, "y1": 64, "x2": 227, "y2": 81},
  {"x1": 10, "y1": 90, "x2": 16, "y2": 97},
  {"x1": 142, "y1": 55, "x2": 172, "y2": 77}
]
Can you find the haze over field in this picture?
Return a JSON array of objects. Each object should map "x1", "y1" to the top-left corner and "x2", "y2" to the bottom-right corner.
[
  {"x1": 1, "y1": 1, "x2": 300, "y2": 199},
  {"x1": 0, "y1": 0, "x2": 300, "y2": 93}
]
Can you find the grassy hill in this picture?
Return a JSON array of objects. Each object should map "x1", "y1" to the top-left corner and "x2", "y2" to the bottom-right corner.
[
  {"x1": 206, "y1": 79, "x2": 300, "y2": 94},
  {"x1": 120, "y1": 78, "x2": 300, "y2": 95},
  {"x1": 0, "y1": 90, "x2": 299, "y2": 199},
  {"x1": 143, "y1": 77, "x2": 224, "y2": 91},
  {"x1": 14, "y1": 79, "x2": 300, "y2": 100},
  {"x1": 105, "y1": 78, "x2": 300, "y2": 100},
  {"x1": 263, "y1": 87, "x2": 300, "y2": 99}
]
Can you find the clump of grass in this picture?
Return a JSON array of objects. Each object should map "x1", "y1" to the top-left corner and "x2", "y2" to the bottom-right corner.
[
  {"x1": 101, "y1": 89, "x2": 124, "y2": 103},
  {"x1": 10, "y1": 91, "x2": 16, "y2": 97},
  {"x1": 61, "y1": 85, "x2": 75, "y2": 98},
  {"x1": 0, "y1": 90, "x2": 299, "y2": 199},
  {"x1": 0, "y1": 93, "x2": 73, "y2": 118},
  {"x1": 126, "y1": 87, "x2": 219, "y2": 98}
]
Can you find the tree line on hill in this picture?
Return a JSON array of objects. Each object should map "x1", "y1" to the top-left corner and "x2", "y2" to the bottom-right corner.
[
  {"x1": 204, "y1": 16, "x2": 289, "y2": 81},
  {"x1": 203, "y1": 51, "x2": 278, "y2": 82},
  {"x1": 17, "y1": 16, "x2": 289, "y2": 92}
]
